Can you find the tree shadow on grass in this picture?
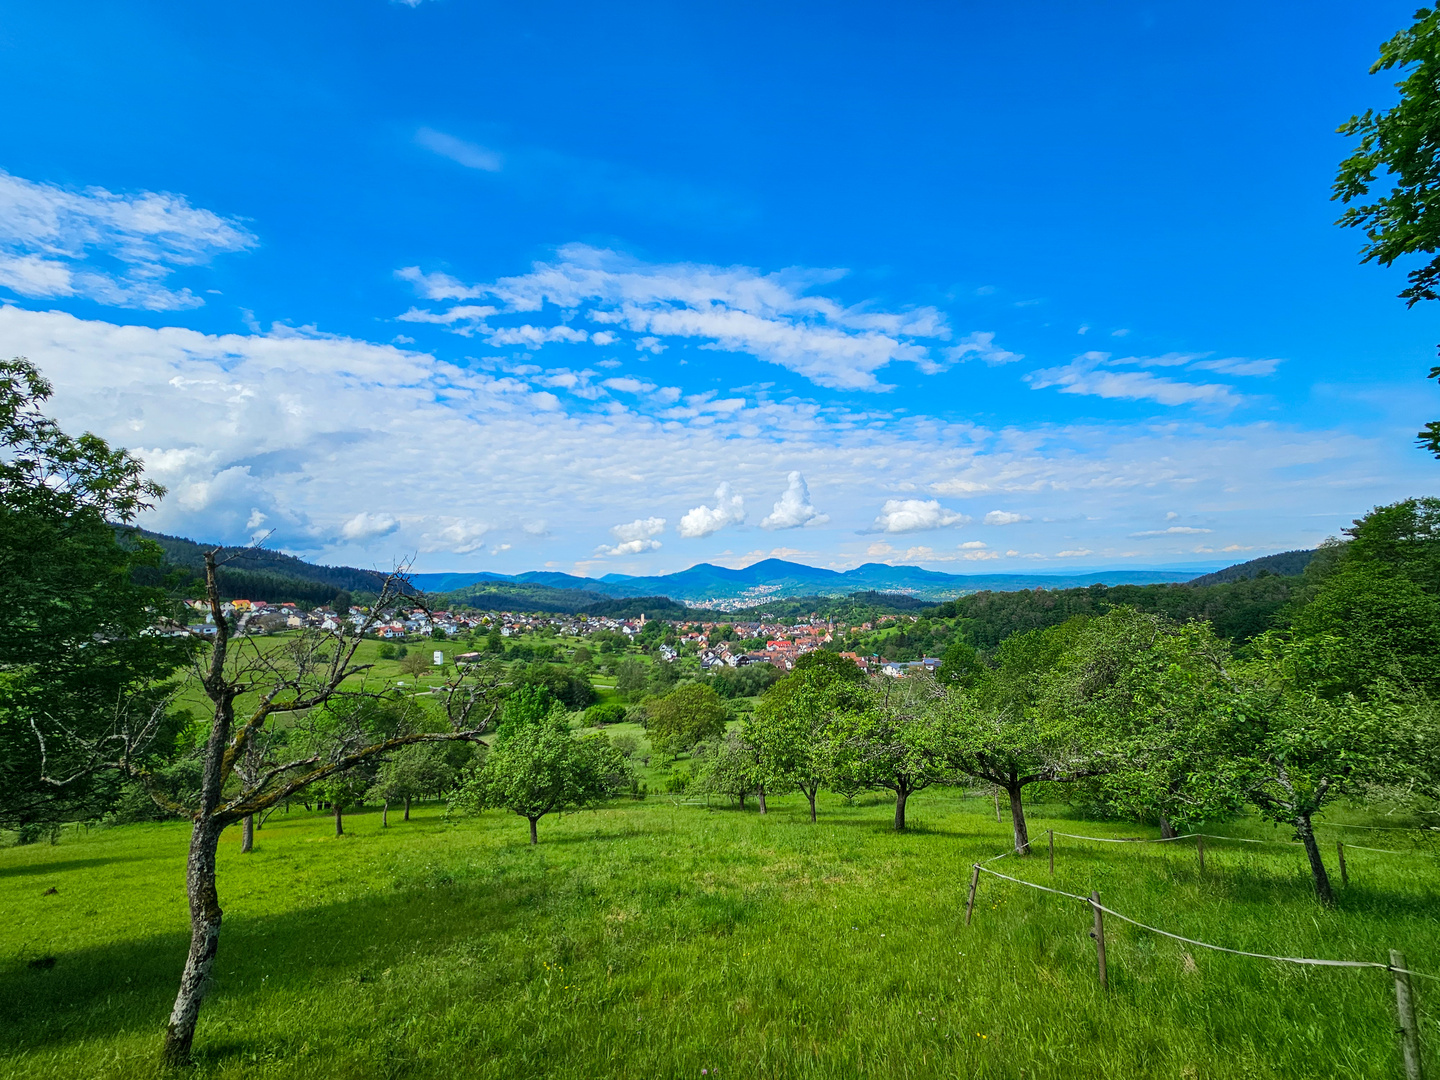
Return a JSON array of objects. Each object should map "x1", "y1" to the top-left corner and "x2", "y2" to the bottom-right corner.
[
  {"x1": 0, "y1": 855, "x2": 147, "y2": 879},
  {"x1": 0, "y1": 873, "x2": 538, "y2": 1063}
]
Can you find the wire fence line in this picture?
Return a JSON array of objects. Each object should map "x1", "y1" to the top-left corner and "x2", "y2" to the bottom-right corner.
[
  {"x1": 1037, "y1": 827, "x2": 1432, "y2": 858},
  {"x1": 970, "y1": 863, "x2": 1440, "y2": 984}
]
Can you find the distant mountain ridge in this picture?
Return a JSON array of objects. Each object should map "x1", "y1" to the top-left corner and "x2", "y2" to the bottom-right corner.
[
  {"x1": 136, "y1": 527, "x2": 1317, "y2": 611},
  {"x1": 412, "y1": 557, "x2": 1222, "y2": 604}
]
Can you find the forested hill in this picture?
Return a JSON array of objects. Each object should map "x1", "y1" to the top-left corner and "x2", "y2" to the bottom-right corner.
[
  {"x1": 129, "y1": 529, "x2": 416, "y2": 605},
  {"x1": 926, "y1": 568, "x2": 1313, "y2": 648},
  {"x1": 1188, "y1": 549, "x2": 1316, "y2": 586}
]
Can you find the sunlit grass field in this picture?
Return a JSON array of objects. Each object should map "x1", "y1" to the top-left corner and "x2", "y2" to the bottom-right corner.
[{"x1": 2, "y1": 791, "x2": 1437, "y2": 1079}]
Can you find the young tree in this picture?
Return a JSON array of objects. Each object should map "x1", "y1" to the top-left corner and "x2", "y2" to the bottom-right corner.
[
  {"x1": 366, "y1": 741, "x2": 471, "y2": 824},
  {"x1": 829, "y1": 675, "x2": 956, "y2": 831},
  {"x1": 941, "y1": 619, "x2": 1100, "y2": 853},
  {"x1": 452, "y1": 716, "x2": 631, "y2": 842},
  {"x1": 693, "y1": 729, "x2": 761, "y2": 810},
  {"x1": 747, "y1": 651, "x2": 866, "y2": 822},
  {"x1": 645, "y1": 682, "x2": 728, "y2": 759}
]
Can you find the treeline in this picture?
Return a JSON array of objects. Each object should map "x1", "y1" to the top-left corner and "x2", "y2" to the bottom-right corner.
[{"x1": 927, "y1": 568, "x2": 1315, "y2": 650}]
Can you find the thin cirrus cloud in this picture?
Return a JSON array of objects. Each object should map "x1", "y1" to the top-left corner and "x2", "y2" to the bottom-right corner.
[
  {"x1": 679, "y1": 482, "x2": 746, "y2": 538},
  {"x1": 596, "y1": 516, "x2": 665, "y2": 556},
  {"x1": 1026, "y1": 351, "x2": 1242, "y2": 408},
  {"x1": 1129, "y1": 526, "x2": 1213, "y2": 537},
  {"x1": 761, "y1": 472, "x2": 828, "y2": 529},
  {"x1": 0, "y1": 168, "x2": 254, "y2": 311},
  {"x1": 414, "y1": 127, "x2": 503, "y2": 172},
  {"x1": 872, "y1": 498, "x2": 970, "y2": 534},
  {"x1": 395, "y1": 244, "x2": 1019, "y2": 391}
]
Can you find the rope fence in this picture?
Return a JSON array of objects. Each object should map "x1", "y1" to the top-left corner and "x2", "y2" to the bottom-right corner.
[{"x1": 964, "y1": 831, "x2": 1438, "y2": 1079}]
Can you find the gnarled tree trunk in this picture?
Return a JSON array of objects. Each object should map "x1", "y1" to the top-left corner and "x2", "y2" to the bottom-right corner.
[
  {"x1": 162, "y1": 819, "x2": 224, "y2": 1066},
  {"x1": 528, "y1": 816, "x2": 539, "y2": 844},
  {"x1": 334, "y1": 802, "x2": 343, "y2": 837},
  {"x1": 240, "y1": 814, "x2": 253, "y2": 853},
  {"x1": 1295, "y1": 813, "x2": 1334, "y2": 906},
  {"x1": 894, "y1": 786, "x2": 909, "y2": 831},
  {"x1": 1159, "y1": 814, "x2": 1177, "y2": 840},
  {"x1": 806, "y1": 785, "x2": 818, "y2": 823},
  {"x1": 1006, "y1": 781, "x2": 1030, "y2": 854},
  {"x1": 757, "y1": 784, "x2": 767, "y2": 815}
]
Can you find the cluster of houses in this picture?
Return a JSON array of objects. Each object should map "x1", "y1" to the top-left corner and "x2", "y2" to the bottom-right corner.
[{"x1": 178, "y1": 601, "x2": 938, "y2": 677}]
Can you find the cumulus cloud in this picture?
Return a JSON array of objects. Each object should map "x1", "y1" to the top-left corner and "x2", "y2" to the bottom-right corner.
[
  {"x1": 1026, "y1": 351, "x2": 1242, "y2": 408},
  {"x1": 596, "y1": 516, "x2": 665, "y2": 556},
  {"x1": 340, "y1": 512, "x2": 399, "y2": 542},
  {"x1": 679, "y1": 482, "x2": 746, "y2": 538},
  {"x1": 415, "y1": 127, "x2": 503, "y2": 172},
  {"x1": 423, "y1": 519, "x2": 491, "y2": 554},
  {"x1": 872, "y1": 498, "x2": 970, "y2": 533},
  {"x1": 983, "y1": 510, "x2": 1030, "y2": 525},
  {"x1": 761, "y1": 472, "x2": 828, "y2": 529},
  {"x1": 395, "y1": 244, "x2": 1018, "y2": 392},
  {"x1": 0, "y1": 168, "x2": 254, "y2": 311}
]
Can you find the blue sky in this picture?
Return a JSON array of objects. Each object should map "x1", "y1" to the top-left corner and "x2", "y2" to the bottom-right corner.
[{"x1": 1, "y1": 0, "x2": 1435, "y2": 575}]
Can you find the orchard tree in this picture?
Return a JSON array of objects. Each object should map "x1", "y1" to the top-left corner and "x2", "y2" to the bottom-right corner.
[
  {"x1": 747, "y1": 651, "x2": 866, "y2": 821},
  {"x1": 1234, "y1": 635, "x2": 1428, "y2": 905},
  {"x1": 693, "y1": 729, "x2": 762, "y2": 810},
  {"x1": 452, "y1": 716, "x2": 632, "y2": 843},
  {"x1": 829, "y1": 674, "x2": 956, "y2": 831},
  {"x1": 646, "y1": 682, "x2": 728, "y2": 758},
  {"x1": 367, "y1": 741, "x2": 472, "y2": 824},
  {"x1": 1049, "y1": 608, "x2": 1243, "y2": 837},
  {"x1": 34, "y1": 544, "x2": 502, "y2": 1066},
  {"x1": 942, "y1": 619, "x2": 1101, "y2": 853}
]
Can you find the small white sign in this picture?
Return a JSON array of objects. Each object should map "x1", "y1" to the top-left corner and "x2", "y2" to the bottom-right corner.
[{"x1": 433, "y1": 650, "x2": 444, "y2": 666}]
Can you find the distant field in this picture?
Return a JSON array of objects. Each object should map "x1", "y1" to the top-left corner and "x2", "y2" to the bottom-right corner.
[{"x1": 2, "y1": 793, "x2": 1436, "y2": 1079}]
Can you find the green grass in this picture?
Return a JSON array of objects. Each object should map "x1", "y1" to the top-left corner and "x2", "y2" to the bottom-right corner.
[{"x1": 3, "y1": 793, "x2": 1438, "y2": 1079}]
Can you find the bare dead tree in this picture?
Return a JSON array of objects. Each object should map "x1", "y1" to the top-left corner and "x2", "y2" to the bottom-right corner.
[{"x1": 37, "y1": 547, "x2": 501, "y2": 1066}]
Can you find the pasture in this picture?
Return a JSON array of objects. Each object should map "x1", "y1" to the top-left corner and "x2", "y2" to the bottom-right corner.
[{"x1": 2, "y1": 792, "x2": 1436, "y2": 1079}]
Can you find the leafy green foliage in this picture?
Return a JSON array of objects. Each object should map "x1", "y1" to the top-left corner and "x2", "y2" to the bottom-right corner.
[
  {"x1": 645, "y1": 683, "x2": 728, "y2": 758},
  {"x1": 0, "y1": 358, "x2": 193, "y2": 832},
  {"x1": 451, "y1": 717, "x2": 631, "y2": 842}
]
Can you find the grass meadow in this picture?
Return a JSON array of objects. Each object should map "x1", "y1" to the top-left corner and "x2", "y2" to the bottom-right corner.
[{"x1": 2, "y1": 791, "x2": 1437, "y2": 1079}]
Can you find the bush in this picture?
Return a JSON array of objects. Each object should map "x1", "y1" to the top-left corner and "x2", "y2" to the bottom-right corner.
[{"x1": 584, "y1": 702, "x2": 629, "y2": 726}]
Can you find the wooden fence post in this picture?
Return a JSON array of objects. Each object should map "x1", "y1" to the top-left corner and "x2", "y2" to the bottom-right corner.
[
  {"x1": 1392, "y1": 950, "x2": 1424, "y2": 1080},
  {"x1": 1337, "y1": 841, "x2": 1349, "y2": 888},
  {"x1": 1090, "y1": 890, "x2": 1108, "y2": 989},
  {"x1": 1197, "y1": 835, "x2": 1205, "y2": 872},
  {"x1": 1049, "y1": 829, "x2": 1055, "y2": 876},
  {"x1": 965, "y1": 865, "x2": 981, "y2": 926}
]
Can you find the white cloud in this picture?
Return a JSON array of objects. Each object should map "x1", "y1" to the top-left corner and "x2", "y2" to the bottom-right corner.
[
  {"x1": 872, "y1": 498, "x2": 970, "y2": 533},
  {"x1": 1189, "y1": 356, "x2": 1282, "y2": 377},
  {"x1": 395, "y1": 244, "x2": 1017, "y2": 392},
  {"x1": 341, "y1": 512, "x2": 400, "y2": 542},
  {"x1": 983, "y1": 510, "x2": 1030, "y2": 525},
  {"x1": 1026, "y1": 351, "x2": 1241, "y2": 408},
  {"x1": 415, "y1": 127, "x2": 503, "y2": 172},
  {"x1": 959, "y1": 540, "x2": 988, "y2": 549},
  {"x1": 2, "y1": 304, "x2": 1425, "y2": 572},
  {"x1": 1055, "y1": 549, "x2": 1094, "y2": 558},
  {"x1": 943, "y1": 331, "x2": 1022, "y2": 366},
  {"x1": 679, "y1": 482, "x2": 746, "y2": 538},
  {"x1": 0, "y1": 169, "x2": 254, "y2": 311},
  {"x1": 591, "y1": 331, "x2": 618, "y2": 345},
  {"x1": 602, "y1": 376, "x2": 656, "y2": 394},
  {"x1": 1129, "y1": 526, "x2": 1213, "y2": 537},
  {"x1": 596, "y1": 516, "x2": 665, "y2": 556},
  {"x1": 484, "y1": 324, "x2": 587, "y2": 348},
  {"x1": 423, "y1": 519, "x2": 492, "y2": 554},
  {"x1": 761, "y1": 472, "x2": 828, "y2": 529}
]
